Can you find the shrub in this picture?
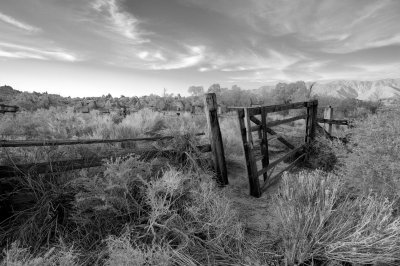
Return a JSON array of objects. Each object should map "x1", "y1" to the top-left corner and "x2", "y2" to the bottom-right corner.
[
  {"x1": 272, "y1": 171, "x2": 400, "y2": 265},
  {"x1": 339, "y1": 107, "x2": 400, "y2": 197},
  {"x1": 1, "y1": 242, "x2": 78, "y2": 266},
  {"x1": 303, "y1": 136, "x2": 345, "y2": 172}
]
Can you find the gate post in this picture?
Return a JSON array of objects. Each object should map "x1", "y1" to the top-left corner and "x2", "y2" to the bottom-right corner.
[
  {"x1": 204, "y1": 93, "x2": 228, "y2": 185},
  {"x1": 237, "y1": 108, "x2": 261, "y2": 197},
  {"x1": 305, "y1": 100, "x2": 318, "y2": 145},
  {"x1": 310, "y1": 100, "x2": 318, "y2": 141}
]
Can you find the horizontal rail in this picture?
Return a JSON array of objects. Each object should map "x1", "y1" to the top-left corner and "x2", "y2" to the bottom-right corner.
[
  {"x1": 266, "y1": 114, "x2": 307, "y2": 127},
  {"x1": 250, "y1": 115, "x2": 306, "y2": 131},
  {"x1": 0, "y1": 104, "x2": 19, "y2": 113},
  {"x1": 257, "y1": 145, "x2": 305, "y2": 177},
  {"x1": 0, "y1": 144, "x2": 211, "y2": 178},
  {"x1": 0, "y1": 104, "x2": 19, "y2": 109},
  {"x1": 0, "y1": 133, "x2": 205, "y2": 147},
  {"x1": 229, "y1": 100, "x2": 317, "y2": 116},
  {"x1": 317, "y1": 118, "x2": 349, "y2": 125}
]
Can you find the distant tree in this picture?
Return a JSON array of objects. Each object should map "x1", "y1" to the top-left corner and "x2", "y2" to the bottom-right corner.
[
  {"x1": 207, "y1": 84, "x2": 222, "y2": 96},
  {"x1": 188, "y1": 86, "x2": 204, "y2": 97},
  {"x1": 272, "y1": 81, "x2": 308, "y2": 104}
]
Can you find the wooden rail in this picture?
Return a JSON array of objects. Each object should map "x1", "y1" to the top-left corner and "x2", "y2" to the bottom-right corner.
[
  {"x1": 235, "y1": 100, "x2": 318, "y2": 197},
  {"x1": 317, "y1": 118, "x2": 349, "y2": 126},
  {"x1": 0, "y1": 133, "x2": 205, "y2": 147},
  {"x1": 0, "y1": 104, "x2": 19, "y2": 114},
  {"x1": 0, "y1": 94, "x2": 228, "y2": 186},
  {"x1": 0, "y1": 144, "x2": 211, "y2": 178}
]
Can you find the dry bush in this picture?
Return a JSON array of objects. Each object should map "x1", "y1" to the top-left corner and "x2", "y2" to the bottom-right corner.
[
  {"x1": 303, "y1": 136, "x2": 346, "y2": 172},
  {"x1": 105, "y1": 233, "x2": 176, "y2": 266},
  {"x1": 139, "y1": 169, "x2": 246, "y2": 265},
  {"x1": 0, "y1": 172, "x2": 76, "y2": 254},
  {"x1": 1, "y1": 152, "x2": 247, "y2": 265},
  {"x1": 339, "y1": 107, "x2": 400, "y2": 197},
  {"x1": 0, "y1": 242, "x2": 78, "y2": 266},
  {"x1": 272, "y1": 171, "x2": 400, "y2": 265}
]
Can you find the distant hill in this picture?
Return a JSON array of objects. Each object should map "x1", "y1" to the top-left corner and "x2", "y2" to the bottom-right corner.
[
  {"x1": 310, "y1": 79, "x2": 400, "y2": 100},
  {"x1": 0, "y1": 85, "x2": 21, "y2": 102}
]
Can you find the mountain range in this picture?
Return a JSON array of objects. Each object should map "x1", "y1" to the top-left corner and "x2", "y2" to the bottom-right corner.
[{"x1": 309, "y1": 79, "x2": 400, "y2": 100}]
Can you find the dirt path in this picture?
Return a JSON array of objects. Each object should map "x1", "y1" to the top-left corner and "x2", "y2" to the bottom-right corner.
[{"x1": 224, "y1": 158, "x2": 284, "y2": 242}]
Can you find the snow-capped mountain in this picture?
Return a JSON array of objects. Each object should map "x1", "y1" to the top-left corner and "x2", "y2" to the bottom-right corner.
[{"x1": 310, "y1": 79, "x2": 400, "y2": 100}]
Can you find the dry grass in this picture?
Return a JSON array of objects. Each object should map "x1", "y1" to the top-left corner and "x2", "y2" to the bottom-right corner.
[
  {"x1": 339, "y1": 105, "x2": 400, "y2": 197},
  {"x1": 0, "y1": 242, "x2": 78, "y2": 266},
  {"x1": 272, "y1": 171, "x2": 400, "y2": 265}
]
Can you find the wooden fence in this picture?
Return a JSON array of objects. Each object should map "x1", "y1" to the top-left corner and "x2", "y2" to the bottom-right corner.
[
  {"x1": 230, "y1": 100, "x2": 318, "y2": 197},
  {"x1": 0, "y1": 93, "x2": 228, "y2": 185},
  {"x1": 0, "y1": 104, "x2": 19, "y2": 114},
  {"x1": 317, "y1": 106, "x2": 352, "y2": 141}
]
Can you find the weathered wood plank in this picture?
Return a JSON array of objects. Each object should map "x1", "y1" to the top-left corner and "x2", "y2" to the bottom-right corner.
[
  {"x1": 0, "y1": 104, "x2": 19, "y2": 113},
  {"x1": 249, "y1": 117, "x2": 295, "y2": 149},
  {"x1": 310, "y1": 100, "x2": 318, "y2": 141},
  {"x1": 267, "y1": 128, "x2": 295, "y2": 150},
  {"x1": 238, "y1": 109, "x2": 261, "y2": 197},
  {"x1": 317, "y1": 118, "x2": 349, "y2": 125},
  {"x1": 229, "y1": 101, "x2": 310, "y2": 115},
  {"x1": 266, "y1": 114, "x2": 307, "y2": 127},
  {"x1": 257, "y1": 145, "x2": 305, "y2": 177},
  {"x1": 204, "y1": 93, "x2": 228, "y2": 185},
  {"x1": 260, "y1": 107, "x2": 270, "y2": 181},
  {"x1": 0, "y1": 144, "x2": 212, "y2": 178},
  {"x1": 261, "y1": 153, "x2": 306, "y2": 192},
  {"x1": 305, "y1": 105, "x2": 311, "y2": 144},
  {"x1": 0, "y1": 133, "x2": 205, "y2": 147}
]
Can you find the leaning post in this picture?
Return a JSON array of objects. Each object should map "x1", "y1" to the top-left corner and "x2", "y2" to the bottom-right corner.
[{"x1": 204, "y1": 93, "x2": 228, "y2": 185}]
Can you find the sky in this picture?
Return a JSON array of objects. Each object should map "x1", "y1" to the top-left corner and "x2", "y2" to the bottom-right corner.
[{"x1": 0, "y1": 0, "x2": 400, "y2": 97}]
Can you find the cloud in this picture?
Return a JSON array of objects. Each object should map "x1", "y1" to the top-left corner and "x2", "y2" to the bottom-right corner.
[
  {"x1": 150, "y1": 45, "x2": 206, "y2": 70},
  {"x1": 0, "y1": 12, "x2": 41, "y2": 32},
  {"x1": 91, "y1": 0, "x2": 148, "y2": 43},
  {"x1": 0, "y1": 42, "x2": 78, "y2": 62}
]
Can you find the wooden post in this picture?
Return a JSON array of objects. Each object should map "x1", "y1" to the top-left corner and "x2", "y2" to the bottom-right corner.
[
  {"x1": 260, "y1": 107, "x2": 270, "y2": 182},
  {"x1": 305, "y1": 100, "x2": 318, "y2": 144},
  {"x1": 204, "y1": 93, "x2": 228, "y2": 185},
  {"x1": 324, "y1": 106, "x2": 333, "y2": 135},
  {"x1": 238, "y1": 109, "x2": 261, "y2": 197},
  {"x1": 310, "y1": 100, "x2": 318, "y2": 141},
  {"x1": 305, "y1": 104, "x2": 311, "y2": 144}
]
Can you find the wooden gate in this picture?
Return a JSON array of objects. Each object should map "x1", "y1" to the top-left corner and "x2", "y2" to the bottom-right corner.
[{"x1": 232, "y1": 100, "x2": 318, "y2": 197}]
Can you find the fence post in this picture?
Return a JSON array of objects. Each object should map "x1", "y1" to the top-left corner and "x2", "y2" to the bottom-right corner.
[
  {"x1": 324, "y1": 106, "x2": 333, "y2": 135},
  {"x1": 204, "y1": 93, "x2": 228, "y2": 185},
  {"x1": 305, "y1": 99, "x2": 318, "y2": 145},
  {"x1": 310, "y1": 100, "x2": 318, "y2": 141}
]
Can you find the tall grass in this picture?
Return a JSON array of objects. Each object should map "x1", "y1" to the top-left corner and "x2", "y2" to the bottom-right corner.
[
  {"x1": 0, "y1": 156, "x2": 248, "y2": 265},
  {"x1": 0, "y1": 107, "x2": 249, "y2": 265},
  {"x1": 338, "y1": 106, "x2": 400, "y2": 197},
  {"x1": 272, "y1": 171, "x2": 400, "y2": 265}
]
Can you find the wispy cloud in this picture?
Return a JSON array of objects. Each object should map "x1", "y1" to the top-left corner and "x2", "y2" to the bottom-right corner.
[
  {"x1": 0, "y1": 12, "x2": 41, "y2": 33},
  {"x1": 0, "y1": 42, "x2": 78, "y2": 62},
  {"x1": 149, "y1": 45, "x2": 206, "y2": 70},
  {"x1": 91, "y1": 0, "x2": 148, "y2": 43}
]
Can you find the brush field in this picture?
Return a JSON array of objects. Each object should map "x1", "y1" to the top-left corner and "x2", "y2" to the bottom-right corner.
[{"x1": 1, "y1": 101, "x2": 400, "y2": 266}]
